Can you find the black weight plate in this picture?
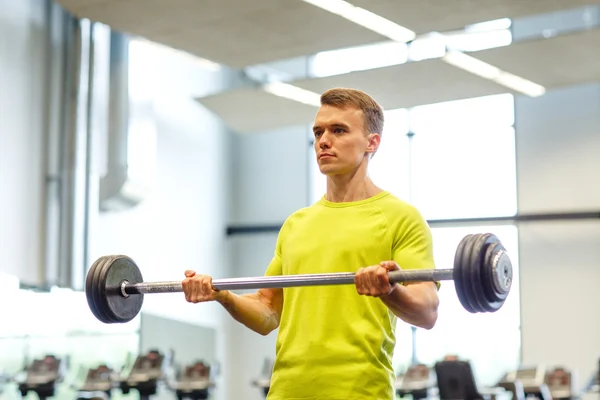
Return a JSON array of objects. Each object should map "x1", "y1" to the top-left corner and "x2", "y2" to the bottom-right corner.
[
  {"x1": 86, "y1": 258, "x2": 105, "y2": 323},
  {"x1": 469, "y1": 233, "x2": 500, "y2": 313},
  {"x1": 481, "y1": 242, "x2": 508, "y2": 312},
  {"x1": 92, "y1": 256, "x2": 119, "y2": 323},
  {"x1": 453, "y1": 234, "x2": 476, "y2": 313},
  {"x1": 463, "y1": 234, "x2": 485, "y2": 313},
  {"x1": 90, "y1": 256, "x2": 115, "y2": 323},
  {"x1": 466, "y1": 233, "x2": 487, "y2": 312},
  {"x1": 484, "y1": 242, "x2": 513, "y2": 302},
  {"x1": 482, "y1": 240, "x2": 508, "y2": 304},
  {"x1": 97, "y1": 256, "x2": 119, "y2": 323},
  {"x1": 103, "y1": 256, "x2": 144, "y2": 323}
]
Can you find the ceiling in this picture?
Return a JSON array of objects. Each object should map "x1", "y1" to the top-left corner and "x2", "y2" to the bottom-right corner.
[
  {"x1": 55, "y1": 0, "x2": 598, "y2": 68},
  {"x1": 55, "y1": 0, "x2": 600, "y2": 134}
]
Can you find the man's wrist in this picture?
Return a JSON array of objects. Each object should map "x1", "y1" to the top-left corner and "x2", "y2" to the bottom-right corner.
[
  {"x1": 215, "y1": 290, "x2": 231, "y2": 304},
  {"x1": 381, "y1": 283, "x2": 400, "y2": 299}
]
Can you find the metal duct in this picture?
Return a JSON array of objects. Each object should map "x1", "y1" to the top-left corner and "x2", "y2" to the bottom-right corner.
[{"x1": 99, "y1": 31, "x2": 145, "y2": 212}]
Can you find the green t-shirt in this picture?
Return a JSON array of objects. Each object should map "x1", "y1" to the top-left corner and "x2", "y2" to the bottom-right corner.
[{"x1": 264, "y1": 191, "x2": 436, "y2": 400}]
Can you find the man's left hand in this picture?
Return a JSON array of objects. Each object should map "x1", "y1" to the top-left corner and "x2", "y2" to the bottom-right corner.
[{"x1": 355, "y1": 261, "x2": 401, "y2": 297}]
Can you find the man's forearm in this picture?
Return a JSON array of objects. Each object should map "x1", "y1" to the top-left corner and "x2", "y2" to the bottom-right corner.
[
  {"x1": 381, "y1": 282, "x2": 439, "y2": 329},
  {"x1": 216, "y1": 291, "x2": 279, "y2": 336}
]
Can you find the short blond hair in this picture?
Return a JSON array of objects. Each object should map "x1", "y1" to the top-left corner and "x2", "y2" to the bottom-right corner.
[{"x1": 320, "y1": 87, "x2": 384, "y2": 136}]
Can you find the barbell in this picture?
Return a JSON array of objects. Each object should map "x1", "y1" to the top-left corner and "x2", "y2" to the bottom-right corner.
[{"x1": 85, "y1": 232, "x2": 513, "y2": 324}]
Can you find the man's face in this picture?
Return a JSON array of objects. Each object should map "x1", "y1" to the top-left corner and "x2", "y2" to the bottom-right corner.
[{"x1": 313, "y1": 105, "x2": 379, "y2": 176}]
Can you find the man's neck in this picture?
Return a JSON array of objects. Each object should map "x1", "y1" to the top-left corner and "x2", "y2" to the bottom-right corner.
[{"x1": 325, "y1": 172, "x2": 383, "y2": 203}]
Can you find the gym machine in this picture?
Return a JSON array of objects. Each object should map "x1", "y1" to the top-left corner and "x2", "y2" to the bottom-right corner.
[
  {"x1": 395, "y1": 364, "x2": 435, "y2": 400},
  {"x1": 16, "y1": 355, "x2": 66, "y2": 400},
  {"x1": 170, "y1": 360, "x2": 215, "y2": 400},
  {"x1": 544, "y1": 367, "x2": 578, "y2": 400},
  {"x1": 434, "y1": 359, "x2": 506, "y2": 400},
  {"x1": 74, "y1": 365, "x2": 116, "y2": 400},
  {"x1": 497, "y1": 365, "x2": 552, "y2": 400},
  {"x1": 119, "y1": 349, "x2": 171, "y2": 400}
]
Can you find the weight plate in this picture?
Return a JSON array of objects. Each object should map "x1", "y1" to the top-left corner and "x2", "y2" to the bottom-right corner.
[
  {"x1": 466, "y1": 234, "x2": 485, "y2": 312},
  {"x1": 86, "y1": 258, "x2": 106, "y2": 323},
  {"x1": 96, "y1": 256, "x2": 119, "y2": 323},
  {"x1": 482, "y1": 241, "x2": 508, "y2": 304},
  {"x1": 470, "y1": 233, "x2": 500, "y2": 313},
  {"x1": 103, "y1": 256, "x2": 144, "y2": 323},
  {"x1": 91, "y1": 256, "x2": 116, "y2": 323},
  {"x1": 463, "y1": 234, "x2": 484, "y2": 312},
  {"x1": 453, "y1": 234, "x2": 476, "y2": 313},
  {"x1": 487, "y1": 242, "x2": 513, "y2": 298}
]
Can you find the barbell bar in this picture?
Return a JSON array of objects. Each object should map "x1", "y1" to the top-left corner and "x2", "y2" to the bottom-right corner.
[{"x1": 85, "y1": 232, "x2": 513, "y2": 324}]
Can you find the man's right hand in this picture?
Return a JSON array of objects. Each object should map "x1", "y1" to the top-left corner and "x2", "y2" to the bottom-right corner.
[{"x1": 182, "y1": 270, "x2": 226, "y2": 303}]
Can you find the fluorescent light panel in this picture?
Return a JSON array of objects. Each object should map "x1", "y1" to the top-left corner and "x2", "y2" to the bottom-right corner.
[
  {"x1": 442, "y1": 50, "x2": 546, "y2": 97},
  {"x1": 263, "y1": 82, "x2": 322, "y2": 107},
  {"x1": 302, "y1": 0, "x2": 416, "y2": 43}
]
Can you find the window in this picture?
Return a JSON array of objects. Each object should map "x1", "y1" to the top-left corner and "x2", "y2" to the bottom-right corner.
[{"x1": 408, "y1": 94, "x2": 516, "y2": 220}]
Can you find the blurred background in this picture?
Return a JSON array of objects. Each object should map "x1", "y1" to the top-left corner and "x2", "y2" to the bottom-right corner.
[{"x1": 1, "y1": 0, "x2": 599, "y2": 399}]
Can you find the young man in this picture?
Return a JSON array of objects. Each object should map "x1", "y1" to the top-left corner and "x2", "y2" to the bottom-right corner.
[{"x1": 182, "y1": 87, "x2": 440, "y2": 399}]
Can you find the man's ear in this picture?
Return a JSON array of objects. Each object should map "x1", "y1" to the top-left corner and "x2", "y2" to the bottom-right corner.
[{"x1": 366, "y1": 133, "x2": 381, "y2": 154}]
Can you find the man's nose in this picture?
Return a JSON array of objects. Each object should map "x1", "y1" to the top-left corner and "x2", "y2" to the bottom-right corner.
[{"x1": 319, "y1": 131, "x2": 332, "y2": 148}]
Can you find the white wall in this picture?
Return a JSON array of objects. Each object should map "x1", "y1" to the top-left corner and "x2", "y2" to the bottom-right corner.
[
  {"x1": 0, "y1": 0, "x2": 47, "y2": 285},
  {"x1": 226, "y1": 124, "x2": 312, "y2": 400},
  {"x1": 227, "y1": 233, "x2": 279, "y2": 400},
  {"x1": 515, "y1": 83, "x2": 600, "y2": 213},
  {"x1": 515, "y1": 83, "x2": 600, "y2": 386},
  {"x1": 229, "y1": 124, "x2": 311, "y2": 226}
]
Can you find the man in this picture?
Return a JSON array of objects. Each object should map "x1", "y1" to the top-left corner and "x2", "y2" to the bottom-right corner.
[{"x1": 182, "y1": 87, "x2": 440, "y2": 399}]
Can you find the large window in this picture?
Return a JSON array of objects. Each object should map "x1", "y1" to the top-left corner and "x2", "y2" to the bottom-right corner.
[
  {"x1": 409, "y1": 94, "x2": 517, "y2": 220},
  {"x1": 308, "y1": 93, "x2": 521, "y2": 386}
]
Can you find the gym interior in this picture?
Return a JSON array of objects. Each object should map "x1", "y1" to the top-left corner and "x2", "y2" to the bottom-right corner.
[{"x1": 1, "y1": 0, "x2": 599, "y2": 399}]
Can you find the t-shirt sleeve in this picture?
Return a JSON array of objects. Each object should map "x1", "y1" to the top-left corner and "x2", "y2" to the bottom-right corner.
[
  {"x1": 392, "y1": 207, "x2": 439, "y2": 288},
  {"x1": 264, "y1": 247, "x2": 283, "y2": 276},
  {"x1": 264, "y1": 218, "x2": 291, "y2": 277}
]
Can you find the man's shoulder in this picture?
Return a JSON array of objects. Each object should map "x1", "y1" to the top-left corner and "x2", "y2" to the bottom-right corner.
[
  {"x1": 375, "y1": 191, "x2": 423, "y2": 219},
  {"x1": 280, "y1": 203, "x2": 320, "y2": 231}
]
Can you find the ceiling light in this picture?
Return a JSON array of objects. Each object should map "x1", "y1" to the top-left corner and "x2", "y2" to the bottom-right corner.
[
  {"x1": 442, "y1": 50, "x2": 501, "y2": 80},
  {"x1": 495, "y1": 72, "x2": 546, "y2": 97},
  {"x1": 302, "y1": 0, "x2": 416, "y2": 43},
  {"x1": 263, "y1": 82, "x2": 322, "y2": 107},
  {"x1": 442, "y1": 50, "x2": 545, "y2": 97}
]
